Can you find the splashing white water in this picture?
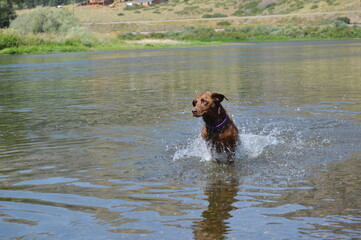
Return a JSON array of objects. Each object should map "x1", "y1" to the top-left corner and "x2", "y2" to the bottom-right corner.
[
  {"x1": 240, "y1": 133, "x2": 281, "y2": 158},
  {"x1": 172, "y1": 135, "x2": 213, "y2": 162},
  {"x1": 173, "y1": 130, "x2": 282, "y2": 162}
]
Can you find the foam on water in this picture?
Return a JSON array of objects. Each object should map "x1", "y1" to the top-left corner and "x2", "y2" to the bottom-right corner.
[
  {"x1": 172, "y1": 135, "x2": 213, "y2": 162},
  {"x1": 240, "y1": 129, "x2": 283, "y2": 158},
  {"x1": 173, "y1": 129, "x2": 282, "y2": 162}
]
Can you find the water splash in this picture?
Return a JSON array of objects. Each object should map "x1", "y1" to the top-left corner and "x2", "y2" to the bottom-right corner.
[
  {"x1": 240, "y1": 128, "x2": 283, "y2": 158},
  {"x1": 172, "y1": 135, "x2": 212, "y2": 162},
  {"x1": 173, "y1": 129, "x2": 282, "y2": 162}
]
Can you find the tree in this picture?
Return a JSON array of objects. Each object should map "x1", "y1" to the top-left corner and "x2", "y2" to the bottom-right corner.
[{"x1": 0, "y1": 1, "x2": 17, "y2": 28}]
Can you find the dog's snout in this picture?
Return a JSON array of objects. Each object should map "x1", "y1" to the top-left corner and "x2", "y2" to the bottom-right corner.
[{"x1": 192, "y1": 108, "x2": 197, "y2": 114}]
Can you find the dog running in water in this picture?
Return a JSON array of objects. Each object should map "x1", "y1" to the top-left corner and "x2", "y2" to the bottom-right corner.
[{"x1": 192, "y1": 92, "x2": 239, "y2": 163}]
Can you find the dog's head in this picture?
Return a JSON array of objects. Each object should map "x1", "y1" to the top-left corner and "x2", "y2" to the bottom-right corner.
[{"x1": 192, "y1": 92, "x2": 228, "y2": 117}]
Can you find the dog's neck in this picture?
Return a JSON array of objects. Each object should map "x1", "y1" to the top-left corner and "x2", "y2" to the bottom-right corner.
[{"x1": 202, "y1": 104, "x2": 228, "y2": 129}]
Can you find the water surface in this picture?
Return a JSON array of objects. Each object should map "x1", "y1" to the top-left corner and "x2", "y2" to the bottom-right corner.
[{"x1": 0, "y1": 40, "x2": 361, "y2": 239}]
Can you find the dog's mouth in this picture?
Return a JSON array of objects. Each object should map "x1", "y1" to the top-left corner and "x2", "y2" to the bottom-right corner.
[{"x1": 192, "y1": 110, "x2": 203, "y2": 117}]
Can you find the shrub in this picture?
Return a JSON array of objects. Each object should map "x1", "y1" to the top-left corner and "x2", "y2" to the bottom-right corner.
[
  {"x1": 148, "y1": 32, "x2": 166, "y2": 39},
  {"x1": 217, "y1": 21, "x2": 231, "y2": 26},
  {"x1": 0, "y1": 33, "x2": 20, "y2": 50},
  {"x1": 176, "y1": 6, "x2": 204, "y2": 15},
  {"x1": 253, "y1": 24, "x2": 275, "y2": 35},
  {"x1": 311, "y1": 4, "x2": 318, "y2": 9},
  {"x1": 243, "y1": 1, "x2": 262, "y2": 14},
  {"x1": 202, "y1": 13, "x2": 227, "y2": 18},
  {"x1": 124, "y1": 5, "x2": 145, "y2": 11},
  {"x1": 333, "y1": 20, "x2": 349, "y2": 30},
  {"x1": 326, "y1": 0, "x2": 335, "y2": 5},
  {"x1": 65, "y1": 38, "x2": 82, "y2": 46},
  {"x1": 335, "y1": 17, "x2": 351, "y2": 24},
  {"x1": 19, "y1": 35, "x2": 46, "y2": 46},
  {"x1": 176, "y1": 27, "x2": 216, "y2": 41},
  {"x1": 233, "y1": 9, "x2": 245, "y2": 16},
  {"x1": 10, "y1": 7, "x2": 79, "y2": 34},
  {"x1": 265, "y1": 2, "x2": 277, "y2": 9},
  {"x1": 282, "y1": 25, "x2": 304, "y2": 38},
  {"x1": 66, "y1": 27, "x2": 100, "y2": 47},
  {"x1": 119, "y1": 32, "x2": 144, "y2": 40},
  {"x1": 215, "y1": 31, "x2": 245, "y2": 41},
  {"x1": 117, "y1": 13, "x2": 124, "y2": 16}
]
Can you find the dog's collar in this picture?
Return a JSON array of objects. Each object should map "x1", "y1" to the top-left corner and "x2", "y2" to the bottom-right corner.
[{"x1": 207, "y1": 115, "x2": 228, "y2": 130}]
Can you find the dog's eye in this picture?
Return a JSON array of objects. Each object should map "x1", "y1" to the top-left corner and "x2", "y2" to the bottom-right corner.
[
  {"x1": 201, "y1": 99, "x2": 208, "y2": 105},
  {"x1": 192, "y1": 100, "x2": 197, "y2": 107}
]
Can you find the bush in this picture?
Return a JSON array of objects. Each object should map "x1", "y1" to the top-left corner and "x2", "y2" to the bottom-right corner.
[
  {"x1": 10, "y1": 7, "x2": 79, "y2": 34},
  {"x1": 176, "y1": 6, "x2": 203, "y2": 15},
  {"x1": 148, "y1": 32, "x2": 166, "y2": 39},
  {"x1": 215, "y1": 31, "x2": 245, "y2": 41},
  {"x1": 65, "y1": 38, "x2": 82, "y2": 46},
  {"x1": 333, "y1": 20, "x2": 349, "y2": 30},
  {"x1": 23, "y1": 35, "x2": 48, "y2": 46},
  {"x1": 202, "y1": 13, "x2": 227, "y2": 18},
  {"x1": 335, "y1": 17, "x2": 351, "y2": 24},
  {"x1": 217, "y1": 21, "x2": 231, "y2": 26},
  {"x1": 265, "y1": 2, "x2": 277, "y2": 9},
  {"x1": 0, "y1": 33, "x2": 20, "y2": 50},
  {"x1": 119, "y1": 32, "x2": 144, "y2": 40},
  {"x1": 175, "y1": 27, "x2": 216, "y2": 41},
  {"x1": 124, "y1": 4, "x2": 145, "y2": 11},
  {"x1": 66, "y1": 27, "x2": 100, "y2": 47}
]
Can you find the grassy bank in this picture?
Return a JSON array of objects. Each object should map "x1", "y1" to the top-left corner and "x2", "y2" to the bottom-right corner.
[
  {"x1": 0, "y1": 7, "x2": 211, "y2": 55},
  {"x1": 0, "y1": 30, "x2": 214, "y2": 55},
  {"x1": 1, "y1": 22, "x2": 361, "y2": 55},
  {"x1": 1, "y1": 6, "x2": 361, "y2": 55},
  {"x1": 119, "y1": 20, "x2": 361, "y2": 42}
]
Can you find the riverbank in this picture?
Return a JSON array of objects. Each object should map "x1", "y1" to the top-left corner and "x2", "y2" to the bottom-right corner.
[
  {"x1": 0, "y1": 31, "x2": 218, "y2": 55},
  {"x1": 1, "y1": 20, "x2": 361, "y2": 55},
  {"x1": 1, "y1": 0, "x2": 360, "y2": 55}
]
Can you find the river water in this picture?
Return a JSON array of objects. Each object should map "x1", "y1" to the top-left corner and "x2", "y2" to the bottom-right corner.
[{"x1": 0, "y1": 40, "x2": 360, "y2": 239}]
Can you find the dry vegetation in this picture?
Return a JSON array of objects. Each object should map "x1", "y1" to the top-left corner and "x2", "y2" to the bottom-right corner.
[
  {"x1": 42, "y1": 0, "x2": 361, "y2": 34},
  {"x1": 63, "y1": 0, "x2": 360, "y2": 24}
]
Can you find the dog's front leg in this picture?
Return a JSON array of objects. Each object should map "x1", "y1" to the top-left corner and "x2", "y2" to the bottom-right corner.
[
  {"x1": 227, "y1": 152, "x2": 236, "y2": 164},
  {"x1": 226, "y1": 144, "x2": 237, "y2": 164}
]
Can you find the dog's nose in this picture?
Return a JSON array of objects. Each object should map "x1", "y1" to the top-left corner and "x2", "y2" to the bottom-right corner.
[{"x1": 192, "y1": 109, "x2": 197, "y2": 115}]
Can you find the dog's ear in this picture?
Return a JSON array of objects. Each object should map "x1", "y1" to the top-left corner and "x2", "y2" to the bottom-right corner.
[{"x1": 211, "y1": 93, "x2": 228, "y2": 103}]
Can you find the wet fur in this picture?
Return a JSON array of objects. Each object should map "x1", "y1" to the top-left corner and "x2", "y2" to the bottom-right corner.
[{"x1": 192, "y1": 92, "x2": 239, "y2": 163}]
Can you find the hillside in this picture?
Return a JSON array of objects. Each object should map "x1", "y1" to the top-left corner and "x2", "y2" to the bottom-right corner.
[
  {"x1": 66, "y1": 0, "x2": 360, "y2": 24},
  {"x1": 3, "y1": 0, "x2": 361, "y2": 55}
]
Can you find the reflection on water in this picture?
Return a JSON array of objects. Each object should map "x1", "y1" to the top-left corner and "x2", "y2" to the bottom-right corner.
[
  {"x1": 0, "y1": 40, "x2": 361, "y2": 239},
  {"x1": 193, "y1": 169, "x2": 238, "y2": 240}
]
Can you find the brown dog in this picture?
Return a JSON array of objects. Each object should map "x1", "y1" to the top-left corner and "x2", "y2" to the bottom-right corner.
[{"x1": 192, "y1": 92, "x2": 239, "y2": 163}]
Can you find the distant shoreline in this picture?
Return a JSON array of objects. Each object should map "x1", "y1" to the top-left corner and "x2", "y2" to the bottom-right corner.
[
  {"x1": 2, "y1": 6, "x2": 361, "y2": 55},
  {"x1": 1, "y1": 38, "x2": 361, "y2": 55}
]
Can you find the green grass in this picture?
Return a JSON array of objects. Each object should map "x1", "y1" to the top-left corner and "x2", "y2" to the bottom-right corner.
[
  {"x1": 0, "y1": 44, "x2": 88, "y2": 54},
  {"x1": 119, "y1": 22, "x2": 361, "y2": 42},
  {"x1": 2, "y1": 20, "x2": 361, "y2": 55},
  {"x1": 0, "y1": 29, "x2": 221, "y2": 55}
]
